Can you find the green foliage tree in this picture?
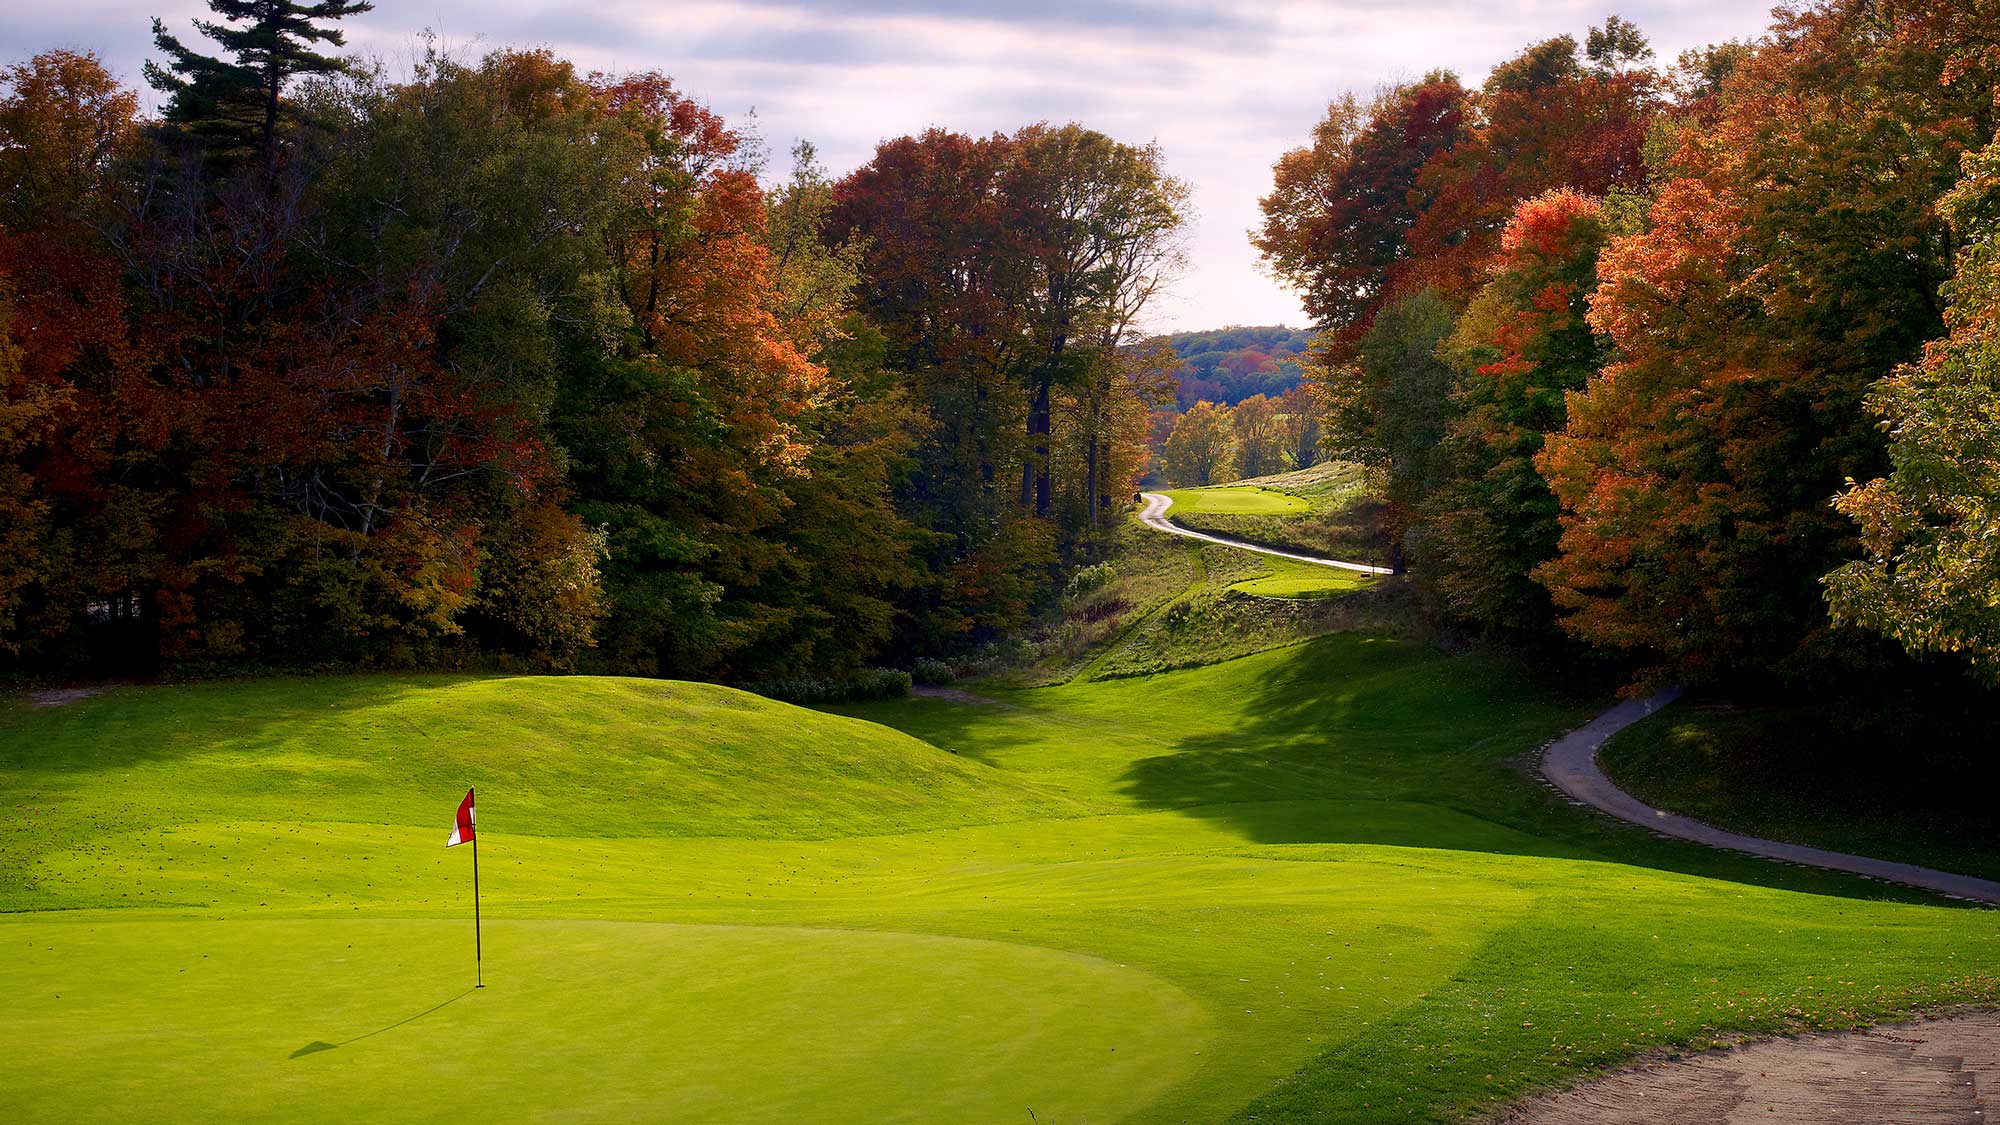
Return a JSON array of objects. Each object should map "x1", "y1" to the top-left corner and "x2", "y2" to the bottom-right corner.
[
  {"x1": 1585, "y1": 15, "x2": 1654, "y2": 74},
  {"x1": 1163, "y1": 401, "x2": 1235, "y2": 486},
  {"x1": 1007, "y1": 123, "x2": 1188, "y2": 517},
  {"x1": 1825, "y1": 131, "x2": 2000, "y2": 681},
  {"x1": 1334, "y1": 290, "x2": 1458, "y2": 546},
  {"x1": 1276, "y1": 385, "x2": 1322, "y2": 471}
]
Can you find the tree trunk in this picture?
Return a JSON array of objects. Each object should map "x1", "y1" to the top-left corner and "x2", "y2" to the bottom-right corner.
[
  {"x1": 1022, "y1": 374, "x2": 1051, "y2": 516},
  {"x1": 1085, "y1": 427, "x2": 1100, "y2": 531}
]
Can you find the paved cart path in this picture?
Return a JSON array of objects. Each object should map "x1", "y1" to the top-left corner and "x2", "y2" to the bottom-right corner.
[
  {"x1": 1136, "y1": 492, "x2": 1395, "y2": 576},
  {"x1": 1540, "y1": 687, "x2": 2000, "y2": 906}
]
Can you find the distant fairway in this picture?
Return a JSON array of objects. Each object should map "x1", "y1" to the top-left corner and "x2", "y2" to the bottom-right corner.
[
  {"x1": 7, "y1": 646, "x2": 2000, "y2": 1122},
  {"x1": 1159, "y1": 485, "x2": 1309, "y2": 516},
  {"x1": 1152, "y1": 481, "x2": 1378, "y2": 598},
  {"x1": 1224, "y1": 555, "x2": 1374, "y2": 599}
]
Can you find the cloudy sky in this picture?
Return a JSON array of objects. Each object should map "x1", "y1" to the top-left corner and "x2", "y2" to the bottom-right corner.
[{"x1": 7, "y1": 1, "x2": 1778, "y2": 332}]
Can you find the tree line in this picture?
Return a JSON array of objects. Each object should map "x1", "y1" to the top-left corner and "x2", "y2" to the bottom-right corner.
[
  {"x1": 1157, "y1": 389, "x2": 1321, "y2": 486},
  {"x1": 1162, "y1": 326, "x2": 1310, "y2": 408},
  {"x1": 1257, "y1": 2, "x2": 2000, "y2": 690},
  {"x1": 0, "y1": 0, "x2": 1187, "y2": 680}
]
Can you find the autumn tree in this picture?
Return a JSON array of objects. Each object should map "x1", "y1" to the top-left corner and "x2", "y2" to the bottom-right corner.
[
  {"x1": 1423, "y1": 190, "x2": 1611, "y2": 633},
  {"x1": 1536, "y1": 0, "x2": 1999, "y2": 685},
  {"x1": 0, "y1": 281, "x2": 42, "y2": 647},
  {"x1": 0, "y1": 51, "x2": 144, "y2": 661},
  {"x1": 832, "y1": 122, "x2": 1185, "y2": 644},
  {"x1": 1254, "y1": 74, "x2": 1470, "y2": 344},
  {"x1": 0, "y1": 50, "x2": 137, "y2": 226},
  {"x1": 1403, "y1": 21, "x2": 1662, "y2": 302},
  {"x1": 832, "y1": 128, "x2": 1028, "y2": 553},
  {"x1": 1163, "y1": 401, "x2": 1234, "y2": 486}
]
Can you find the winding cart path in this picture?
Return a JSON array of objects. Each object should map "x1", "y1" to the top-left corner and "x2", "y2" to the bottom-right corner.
[
  {"x1": 1539, "y1": 687, "x2": 2000, "y2": 906},
  {"x1": 1136, "y1": 492, "x2": 1395, "y2": 576}
]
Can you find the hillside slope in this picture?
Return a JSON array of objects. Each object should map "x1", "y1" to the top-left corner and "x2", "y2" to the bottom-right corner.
[{"x1": 2, "y1": 675, "x2": 1070, "y2": 907}]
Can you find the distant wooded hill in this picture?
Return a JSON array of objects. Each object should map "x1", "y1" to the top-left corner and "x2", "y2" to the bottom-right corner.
[{"x1": 1161, "y1": 326, "x2": 1311, "y2": 409}]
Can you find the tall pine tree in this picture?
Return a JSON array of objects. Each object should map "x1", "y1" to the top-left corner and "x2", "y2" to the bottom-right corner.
[{"x1": 146, "y1": 0, "x2": 372, "y2": 165}]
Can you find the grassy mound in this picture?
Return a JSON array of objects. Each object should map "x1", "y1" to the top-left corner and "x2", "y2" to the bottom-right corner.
[{"x1": 1, "y1": 676, "x2": 1069, "y2": 909}]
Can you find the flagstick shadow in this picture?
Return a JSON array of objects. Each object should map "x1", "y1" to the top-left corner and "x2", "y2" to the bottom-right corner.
[{"x1": 289, "y1": 989, "x2": 476, "y2": 1059}]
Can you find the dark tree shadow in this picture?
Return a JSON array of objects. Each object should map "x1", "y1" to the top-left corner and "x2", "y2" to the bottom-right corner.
[
  {"x1": 870, "y1": 635, "x2": 1972, "y2": 907},
  {"x1": 1103, "y1": 638, "x2": 1976, "y2": 905}
]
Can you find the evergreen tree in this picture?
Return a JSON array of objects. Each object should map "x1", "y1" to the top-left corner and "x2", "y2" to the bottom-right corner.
[{"x1": 145, "y1": 0, "x2": 372, "y2": 164}]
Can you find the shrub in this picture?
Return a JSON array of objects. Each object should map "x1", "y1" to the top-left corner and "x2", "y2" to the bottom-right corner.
[
  {"x1": 745, "y1": 668, "x2": 912, "y2": 704},
  {"x1": 911, "y1": 657, "x2": 957, "y2": 685},
  {"x1": 1064, "y1": 562, "x2": 1117, "y2": 605}
]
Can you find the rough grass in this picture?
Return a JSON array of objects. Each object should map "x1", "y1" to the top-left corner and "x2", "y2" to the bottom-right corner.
[
  {"x1": 1015, "y1": 469, "x2": 1396, "y2": 684},
  {"x1": 1021, "y1": 517, "x2": 1406, "y2": 683},
  {"x1": 8, "y1": 644, "x2": 2000, "y2": 1122}
]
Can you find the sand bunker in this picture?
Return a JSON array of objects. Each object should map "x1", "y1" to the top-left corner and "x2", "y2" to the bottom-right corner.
[{"x1": 1506, "y1": 1011, "x2": 2000, "y2": 1124}]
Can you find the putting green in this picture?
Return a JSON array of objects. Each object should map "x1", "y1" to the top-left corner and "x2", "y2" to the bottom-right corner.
[
  {"x1": 6, "y1": 639, "x2": 2000, "y2": 1122},
  {"x1": 2, "y1": 916, "x2": 1201, "y2": 1122},
  {"x1": 1160, "y1": 486, "x2": 1308, "y2": 516}
]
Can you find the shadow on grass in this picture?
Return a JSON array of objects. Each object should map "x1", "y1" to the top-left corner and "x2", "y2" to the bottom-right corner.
[
  {"x1": 1121, "y1": 638, "x2": 1977, "y2": 904},
  {"x1": 290, "y1": 988, "x2": 476, "y2": 1058},
  {"x1": 0, "y1": 674, "x2": 458, "y2": 778},
  {"x1": 882, "y1": 633, "x2": 1966, "y2": 907}
]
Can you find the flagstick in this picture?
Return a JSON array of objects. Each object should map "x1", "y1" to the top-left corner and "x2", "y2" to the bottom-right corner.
[{"x1": 471, "y1": 788, "x2": 483, "y2": 989}]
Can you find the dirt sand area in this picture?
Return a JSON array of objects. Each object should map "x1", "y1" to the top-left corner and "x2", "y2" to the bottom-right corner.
[
  {"x1": 1506, "y1": 1011, "x2": 2000, "y2": 1124},
  {"x1": 910, "y1": 685, "x2": 999, "y2": 705}
]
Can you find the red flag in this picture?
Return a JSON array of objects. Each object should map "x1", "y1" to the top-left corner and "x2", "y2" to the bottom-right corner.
[{"x1": 447, "y1": 788, "x2": 475, "y2": 847}]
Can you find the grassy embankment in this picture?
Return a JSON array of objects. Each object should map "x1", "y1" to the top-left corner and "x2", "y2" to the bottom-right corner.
[
  {"x1": 1601, "y1": 694, "x2": 2000, "y2": 883},
  {"x1": 1014, "y1": 465, "x2": 1397, "y2": 684},
  {"x1": 7, "y1": 641, "x2": 2000, "y2": 1121}
]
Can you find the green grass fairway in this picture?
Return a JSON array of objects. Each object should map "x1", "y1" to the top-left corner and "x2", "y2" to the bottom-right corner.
[
  {"x1": 1227, "y1": 556, "x2": 1374, "y2": 599},
  {"x1": 1161, "y1": 485, "x2": 1308, "y2": 516},
  {"x1": 7, "y1": 646, "x2": 2000, "y2": 1122}
]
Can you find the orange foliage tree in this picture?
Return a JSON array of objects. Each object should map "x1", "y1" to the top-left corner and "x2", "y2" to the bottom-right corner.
[
  {"x1": 1422, "y1": 190, "x2": 1612, "y2": 634},
  {"x1": 1536, "y1": 0, "x2": 1998, "y2": 685}
]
